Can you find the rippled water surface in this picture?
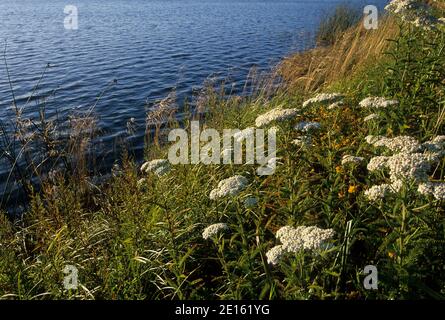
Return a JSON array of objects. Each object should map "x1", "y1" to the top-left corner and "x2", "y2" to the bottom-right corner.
[{"x1": 0, "y1": 0, "x2": 386, "y2": 198}]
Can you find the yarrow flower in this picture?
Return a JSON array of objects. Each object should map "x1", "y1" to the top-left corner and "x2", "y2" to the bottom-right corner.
[
  {"x1": 364, "y1": 183, "x2": 399, "y2": 201},
  {"x1": 367, "y1": 156, "x2": 390, "y2": 171},
  {"x1": 417, "y1": 182, "x2": 445, "y2": 200},
  {"x1": 386, "y1": 152, "x2": 430, "y2": 182},
  {"x1": 385, "y1": 0, "x2": 440, "y2": 30},
  {"x1": 209, "y1": 175, "x2": 249, "y2": 200},
  {"x1": 359, "y1": 97, "x2": 399, "y2": 109},
  {"x1": 266, "y1": 245, "x2": 285, "y2": 265},
  {"x1": 341, "y1": 155, "x2": 365, "y2": 165},
  {"x1": 265, "y1": 225, "x2": 335, "y2": 265},
  {"x1": 255, "y1": 107, "x2": 299, "y2": 127},
  {"x1": 421, "y1": 136, "x2": 445, "y2": 162},
  {"x1": 302, "y1": 93, "x2": 344, "y2": 108},
  {"x1": 365, "y1": 135, "x2": 445, "y2": 201},
  {"x1": 292, "y1": 135, "x2": 312, "y2": 147},
  {"x1": 327, "y1": 101, "x2": 345, "y2": 110},
  {"x1": 364, "y1": 113, "x2": 380, "y2": 122},
  {"x1": 140, "y1": 159, "x2": 171, "y2": 176},
  {"x1": 202, "y1": 223, "x2": 228, "y2": 240},
  {"x1": 365, "y1": 135, "x2": 385, "y2": 145},
  {"x1": 366, "y1": 135, "x2": 421, "y2": 153},
  {"x1": 294, "y1": 121, "x2": 321, "y2": 132}
]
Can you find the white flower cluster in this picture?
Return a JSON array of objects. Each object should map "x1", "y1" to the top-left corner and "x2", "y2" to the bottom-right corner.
[
  {"x1": 364, "y1": 113, "x2": 380, "y2": 122},
  {"x1": 422, "y1": 135, "x2": 445, "y2": 154},
  {"x1": 341, "y1": 155, "x2": 365, "y2": 165},
  {"x1": 364, "y1": 182, "x2": 402, "y2": 201},
  {"x1": 417, "y1": 182, "x2": 445, "y2": 200},
  {"x1": 359, "y1": 97, "x2": 399, "y2": 109},
  {"x1": 365, "y1": 135, "x2": 421, "y2": 153},
  {"x1": 385, "y1": 0, "x2": 440, "y2": 30},
  {"x1": 327, "y1": 101, "x2": 345, "y2": 110},
  {"x1": 294, "y1": 121, "x2": 321, "y2": 132},
  {"x1": 367, "y1": 156, "x2": 390, "y2": 171},
  {"x1": 209, "y1": 175, "x2": 249, "y2": 200},
  {"x1": 386, "y1": 152, "x2": 430, "y2": 182},
  {"x1": 140, "y1": 159, "x2": 171, "y2": 176},
  {"x1": 302, "y1": 93, "x2": 344, "y2": 108},
  {"x1": 365, "y1": 135, "x2": 445, "y2": 201},
  {"x1": 202, "y1": 223, "x2": 229, "y2": 240},
  {"x1": 365, "y1": 135, "x2": 385, "y2": 145},
  {"x1": 292, "y1": 135, "x2": 312, "y2": 147},
  {"x1": 265, "y1": 245, "x2": 285, "y2": 265},
  {"x1": 266, "y1": 225, "x2": 335, "y2": 265},
  {"x1": 255, "y1": 107, "x2": 299, "y2": 127}
]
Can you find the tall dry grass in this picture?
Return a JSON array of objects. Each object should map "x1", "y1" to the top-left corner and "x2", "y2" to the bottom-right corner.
[{"x1": 278, "y1": 17, "x2": 399, "y2": 93}]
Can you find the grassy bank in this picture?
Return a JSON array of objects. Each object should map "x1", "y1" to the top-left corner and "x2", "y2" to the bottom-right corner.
[{"x1": 1, "y1": 1, "x2": 445, "y2": 300}]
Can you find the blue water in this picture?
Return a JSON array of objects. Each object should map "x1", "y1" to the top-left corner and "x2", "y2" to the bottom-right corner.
[{"x1": 0, "y1": 0, "x2": 387, "y2": 203}]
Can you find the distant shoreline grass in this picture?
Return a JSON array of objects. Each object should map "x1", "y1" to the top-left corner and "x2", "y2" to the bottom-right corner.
[{"x1": 1, "y1": 1, "x2": 445, "y2": 300}]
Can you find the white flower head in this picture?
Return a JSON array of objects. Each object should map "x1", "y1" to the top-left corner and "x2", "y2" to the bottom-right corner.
[
  {"x1": 359, "y1": 97, "x2": 399, "y2": 109},
  {"x1": 385, "y1": 0, "x2": 439, "y2": 30},
  {"x1": 294, "y1": 121, "x2": 321, "y2": 132},
  {"x1": 367, "y1": 156, "x2": 390, "y2": 172},
  {"x1": 418, "y1": 182, "x2": 435, "y2": 196},
  {"x1": 364, "y1": 113, "x2": 379, "y2": 122},
  {"x1": 418, "y1": 182, "x2": 445, "y2": 200},
  {"x1": 276, "y1": 225, "x2": 335, "y2": 253},
  {"x1": 265, "y1": 245, "x2": 285, "y2": 265},
  {"x1": 255, "y1": 107, "x2": 299, "y2": 127},
  {"x1": 364, "y1": 184, "x2": 392, "y2": 201},
  {"x1": 292, "y1": 135, "x2": 312, "y2": 147},
  {"x1": 365, "y1": 134, "x2": 445, "y2": 201},
  {"x1": 341, "y1": 155, "x2": 365, "y2": 166},
  {"x1": 266, "y1": 225, "x2": 334, "y2": 265},
  {"x1": 387, "y1": 152, "x2": 430, "y2": 182},
  {"x1": 383, "y1": 136, "x2": 422, "y2": 153},
  {"x1": 202, "y1": 223, "x2": 228, "y2": 240},
  {"x1": 365, "y1": 135, "x2": 386, "y2": 145},
  {"x1": 422, "y1": 135, "x2": 445, "y2": 152},
  {"x1": 366, "y1": 135, "x2": 421, "y2": 153},
  {"x1": 141, "y1": 159, "x2": 171, "y2": 176},
  {"x1": 209, "y1": 175, "x2": 249, "y2": 200},
  {"x1": 302, "y1": 93, "x2": 344, "y2": 108},
  {"x1": 327, "y1": 101, "x2": 345, "y2": 110}
]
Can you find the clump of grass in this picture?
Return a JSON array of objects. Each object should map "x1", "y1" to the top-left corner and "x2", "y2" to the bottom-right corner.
[
  {"x1": 316, "y1": 4, "x2": 361, "y2": 46},
  {"x1": 0, "y1": 50, "x2": 115, "y2": 213},
  {"x1": 279, "y1": 16, "x2": 398, "y2": 93}
]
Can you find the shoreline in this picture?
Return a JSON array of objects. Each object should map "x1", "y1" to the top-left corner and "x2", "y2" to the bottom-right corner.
[{"x1": 1, "y1": 1, "x2": 445, "y2": 300}]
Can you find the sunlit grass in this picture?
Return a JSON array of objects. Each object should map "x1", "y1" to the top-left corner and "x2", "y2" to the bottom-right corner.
[{"x1": 1, "y1": 2, "x2": 445, "y2": 300}]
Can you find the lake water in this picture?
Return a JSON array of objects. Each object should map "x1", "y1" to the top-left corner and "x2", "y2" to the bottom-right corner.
[{"x1": 0, "y1": 0, "x2": 387, "y2": 205}]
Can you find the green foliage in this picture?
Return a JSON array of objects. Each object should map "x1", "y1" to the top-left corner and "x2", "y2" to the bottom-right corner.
[{"x1": 1, "y1": 11, "x2": 445, "y2": 300}]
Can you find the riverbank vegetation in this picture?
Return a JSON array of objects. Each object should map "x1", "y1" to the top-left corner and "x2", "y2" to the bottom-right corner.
[{"x1": 1, "y1": 0, "x2": 445, "y2": 299}]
